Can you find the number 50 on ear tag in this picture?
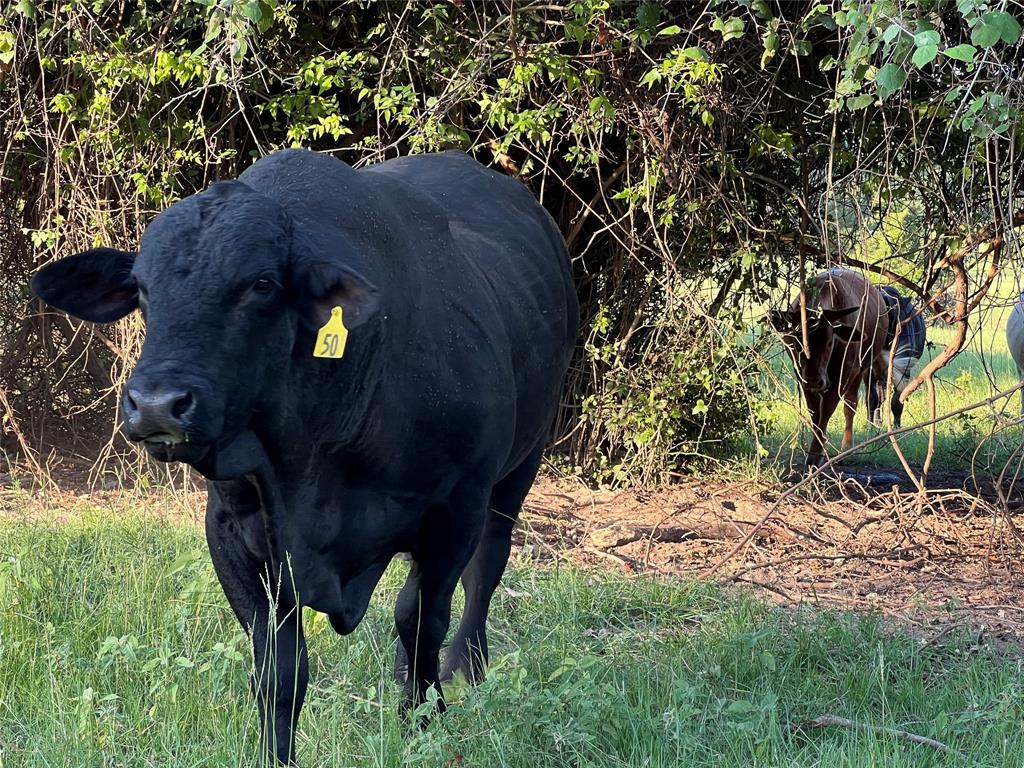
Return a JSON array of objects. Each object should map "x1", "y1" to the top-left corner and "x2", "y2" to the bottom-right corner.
[{"x1": 314, "y1": 306, "x2": 348, "y2": 359}]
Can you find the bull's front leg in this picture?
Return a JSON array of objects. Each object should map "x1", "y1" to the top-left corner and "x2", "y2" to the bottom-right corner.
[
  {"x1": 206, "y1": 481, "x2": 308, "y2": 766},
  {"x1": 394, "y1": 496, "x2": 483, "y2": 720}
]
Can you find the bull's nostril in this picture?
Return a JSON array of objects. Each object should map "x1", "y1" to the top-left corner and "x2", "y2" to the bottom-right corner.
[
  {"x1": 172, "y1": 391, "x2": 194, "y2": 420},
  {"x1": 124, "y1": 389, "x2": 141, "y2": 415}
]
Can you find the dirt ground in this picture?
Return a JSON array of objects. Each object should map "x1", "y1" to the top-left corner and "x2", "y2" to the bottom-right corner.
[
  {"x1": 521, "y1": 467, "x2": 1024, "y2": 646},
  {"x1": 5, "y1": 463, "x2": 1024, "y2": 647}
]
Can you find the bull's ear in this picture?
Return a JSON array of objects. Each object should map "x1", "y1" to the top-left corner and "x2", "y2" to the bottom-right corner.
[
  {"x1": 831, "y1": 324, "x2": 861, "y2": 343},
  {"x1": 291, "y1": 257, "x2": 380, "y2": 330},
  {"x1": 30, "y1": 247, "x2": 138, "y2": 323}
]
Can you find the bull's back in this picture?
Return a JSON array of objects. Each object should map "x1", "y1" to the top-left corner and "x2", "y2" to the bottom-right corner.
[
  {"x1": 363, "y1": 151, "x2": 575, "y2": 319},
  {"x1": 364, "y1": 155, "x2": 577, "y2": 374},
  {"x1": 363, "y1": 152, "x2": 578, "y2": 473}
]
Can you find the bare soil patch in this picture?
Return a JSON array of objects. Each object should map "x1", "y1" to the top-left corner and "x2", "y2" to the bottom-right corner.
[{"x1": 521, "y1": 468, "x2": 1024, "y2": 646}]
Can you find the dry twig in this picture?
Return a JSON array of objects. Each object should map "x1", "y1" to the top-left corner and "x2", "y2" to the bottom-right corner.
[{"x1": 794, "y1": 714, "x2": 963, "y2": 758}]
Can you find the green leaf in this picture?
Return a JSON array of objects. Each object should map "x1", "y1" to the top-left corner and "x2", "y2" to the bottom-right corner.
[
  {"x1": 874, "y1": 63, "x2": 907, "y2": 99},
  {"x1": 680, "y1": 46, "x2": 710, "y2": 61},
  {"x1": 971, "y1": 19, "x2": 1000, "y2": 48},
  {"x1": 912, "y1": 43, "x2": 938, "y2": 67},
  {"x1": 638, "y1": 68, "x2": 661, "y2": 88},
  {"x1": 241, "y1": 2, "x2": 262, "y2": 22},
  {"x1": 913, "y1": 30, "x2": 940, "y2": 47},
  {"x1": 588, "y1": 95, "x2": 614, "y2": 118},
  {"x1": 985, "y1": 11, "x2": 1022, "y2": 44},
  {"x1": 943, "y1": 44, "x2": 976, "y2": 62},
  {"x1": 846, "y1": 93, "x2": 874, "y2": 110},
  {"x1": 724, "y1": 699, "x2": 759, "y2": 717},
  {"x1": 637, "y1": 3, "x2": 662, "y2": 28},
  {"x1": 205, "y1": 18, "x2": 222, "y2": 42},
  {"x1": 255, "y1": 1, "x2": 275, "y2": 32},
  {"x1": 760, "y1": 30, "x2": 778, "y2": 68},
  {"x1": 166, "y1": 551, "x2": 197, "y2": 577},
  {"x1": 658, "y1": 24, "x2": 682, "y2": 37},
  {"x1": 0, "y1": 31, "x2": 15, "y2": 65},
  {"x1": 881, "y1": 23, "x2": 902, "y2": 43},
  {"x1": 711, "y1": 16, "x2": 746, "y2": 42}
]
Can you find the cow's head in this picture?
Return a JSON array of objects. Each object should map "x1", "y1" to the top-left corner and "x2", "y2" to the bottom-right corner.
[
  {"x1": 31, "y1": 180, "x2": 379, "y2": 466},
  {"x1": 769, "y1": 305, "x2": 861, "y2": 394}
]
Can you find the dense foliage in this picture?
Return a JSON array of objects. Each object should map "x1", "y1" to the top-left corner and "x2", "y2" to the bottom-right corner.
[{"x1": 1, "y1": 1, "x2": 1022, "y2": 482}]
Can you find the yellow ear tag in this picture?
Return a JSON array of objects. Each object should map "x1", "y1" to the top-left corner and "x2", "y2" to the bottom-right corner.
[{"x1": 313, "y1": 306, "x2": 348, "y2": 359}]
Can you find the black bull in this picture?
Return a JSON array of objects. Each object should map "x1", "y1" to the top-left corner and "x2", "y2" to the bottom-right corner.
[{"x1": 31, "y1": 149, "x2": 579, "y2": 764}]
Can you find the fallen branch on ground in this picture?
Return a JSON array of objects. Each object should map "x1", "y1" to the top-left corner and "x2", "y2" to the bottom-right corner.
[
  {"x1": 794, "y1": 714, "x2": 963, "y2": 757},
  {"x1": 721, "y1": 546, "x2": 929, "y2": 584},
  {"x1": 587, "y1": 520, "x2": 795, "y2": 549}
]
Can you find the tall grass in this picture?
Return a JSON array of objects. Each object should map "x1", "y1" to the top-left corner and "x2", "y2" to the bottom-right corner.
[{"x1": 1, "y1": 498, "x2": 1022, "y2": 766}]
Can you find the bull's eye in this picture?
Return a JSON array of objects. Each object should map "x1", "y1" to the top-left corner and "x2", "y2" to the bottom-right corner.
[{"x1": 252, "y1": 276, "x2": 276, "y2": 296}]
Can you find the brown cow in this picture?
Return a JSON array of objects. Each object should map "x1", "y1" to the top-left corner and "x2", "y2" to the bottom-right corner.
[{"x1": 770, "y1": 269, "x2": 889, "y2": 468}]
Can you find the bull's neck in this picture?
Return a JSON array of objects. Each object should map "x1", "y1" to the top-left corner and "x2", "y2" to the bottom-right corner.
[{"x1": 259, "y1": 319, "x2": 387, "y2": 467}]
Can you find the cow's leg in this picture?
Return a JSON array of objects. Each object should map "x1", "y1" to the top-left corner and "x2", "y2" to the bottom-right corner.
[
  {"x1": 841, "y1": 375, "x2": 862, "y2": 451},
  {"x1": 864, "y1": 366, "x2": 880, "y2": 425},
  {"x1": 442, "y1": 443, "x2": 543, "y2": 684},
  {"x1": 867, "y1": 378, "x2": 881, "y2": 424},
  {"x1": 806, "y1": 387, "x2": 842, "y2": 468},
  {"x1": 1018, "y1": 366, "x2": 1024, "y2": 416},
  {"x1": 888, "y1": 354, "x2": 918, "y2": 428},
  {"x1": 890, "y1": 392, "x2": 905, "y2": 429},
  {"x1": 394, "y1": 494, "x2": 484, "y2": 718},
  {"x1": 890, "y1": 365, "x2": 907, "y2": 428},
  {"x1": 205, "y1": 482, "x2": 308, "y2": 767}
]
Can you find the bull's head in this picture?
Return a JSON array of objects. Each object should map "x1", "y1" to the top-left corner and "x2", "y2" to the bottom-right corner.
[
  {"x1": 768, "y1": 305, "x2": 861, "y2": 393},
  {"x1": 31, "y1": 181, "x2": 380, "y2": 466}
]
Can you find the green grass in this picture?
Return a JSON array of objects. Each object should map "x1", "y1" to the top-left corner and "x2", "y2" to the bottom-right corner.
[
  {"x1": 2, "y1": 500, "x2": 1023, "y2": 766},
  {"x1": 756, "y1": 283, "x2": 1024, "y2": 472}
]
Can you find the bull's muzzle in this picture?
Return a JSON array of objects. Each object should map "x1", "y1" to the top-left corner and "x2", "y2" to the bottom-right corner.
[{"x1": 122, "y1": 382, "x2": 196, "y2": 445}]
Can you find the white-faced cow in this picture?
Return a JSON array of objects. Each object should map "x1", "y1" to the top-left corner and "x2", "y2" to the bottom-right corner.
[
  {"x1": 868, "y1": 285, "x2": 926, "y2": 428},
  {"x1": 770, "y1": 268, "x2": 888, "y2": 468},
  {"x1": 1007, "y1": 291, "x2": 1024, "y2": 413},
  {"x1": 31, "y1": 149, "x2": 578, "y2": 765}
]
